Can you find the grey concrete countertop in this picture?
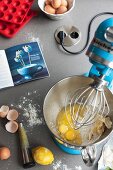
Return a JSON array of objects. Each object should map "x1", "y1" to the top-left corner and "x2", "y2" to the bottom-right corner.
[{"x1": 0, "y1": 0, "x2": 113, "y2": 169}]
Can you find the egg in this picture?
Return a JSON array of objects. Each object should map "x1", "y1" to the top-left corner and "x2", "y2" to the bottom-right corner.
[
  {"x1": 51, "y1": 0, "x2": 61, "y2": 9},
  {"x1": 45, "y1": 5, "x2": 56, "y2": 14},
  {"x1": 5, "y1": 121, "x2": 18, "y2": 133},
  {"x1": 7, "y1": 109, "x2": 19, "y2": 121},
  {"x1": 58, "y1": 124, "x2": 68, "y2": 134},
  {"x1": 32, "y1": 146, "x2": 54, "y2": 165},
  {"x1": 61, "y1": 0, "x2": 68, "y2": 7},
  {"x1": 65, "y1": 130, "x2": 76, "y2": 141},
  {"x1": 56, "y1": 6, "x2": 67, "y2": 14},
  {"x1": 0, "y1": 105, "x2": 9, "y2": 118},
  {"x1": 45, "y1": 0, "x2": 52, "y2": 5},
  {"x1": 0, "y1": 147, "x2": 11, "y2": 160}
]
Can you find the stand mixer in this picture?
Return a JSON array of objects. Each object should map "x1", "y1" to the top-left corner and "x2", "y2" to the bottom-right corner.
[
  {"x1": 64, "y1": 17, "x2": 113, "y2": 130},
  {"x1": 43, "y1": 18, "x2": 113, "y2": 166}
]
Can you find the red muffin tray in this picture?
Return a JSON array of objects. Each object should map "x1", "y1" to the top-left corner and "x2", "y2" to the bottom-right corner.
[
  {"x1": 0, "y1": 0, "x2": 34, "y2": 24},
  {"x1": 0, "y1": 10, "x2": 38, "y2": 38}
]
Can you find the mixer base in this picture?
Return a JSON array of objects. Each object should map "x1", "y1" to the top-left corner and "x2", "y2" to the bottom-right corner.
[{"x1": 53, "y1": 138, "x2": 81, "y2": 155}]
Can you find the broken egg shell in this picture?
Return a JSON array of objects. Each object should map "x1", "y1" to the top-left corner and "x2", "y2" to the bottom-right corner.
[
  {"x1": 7, "y1": 109, "x2": 19, "y2": 121},
  {"x1": 5, "y1": 121, "x2": 18, "y2": 133},
  {"x1": 0, "y1": 105, "x2": 9, "y2": 118},
  {"x1": 0, "y1": 112, "x2": 8, "y2": 118}
]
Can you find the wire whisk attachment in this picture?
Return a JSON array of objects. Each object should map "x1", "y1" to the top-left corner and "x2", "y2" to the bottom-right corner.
[{"x1": 65, "y1": 80, "x2": 110, "y2": 130}]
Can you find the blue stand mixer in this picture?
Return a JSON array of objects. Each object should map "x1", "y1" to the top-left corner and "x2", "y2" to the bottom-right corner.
[
  {"x1": 43, "y1": 18, "x2": 113, "y2": 166},
  {"x1": 55, "y1": 17, "x2": 113, "y2": 154}
]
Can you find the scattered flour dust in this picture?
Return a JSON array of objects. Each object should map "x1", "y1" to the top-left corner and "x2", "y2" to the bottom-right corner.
[
  {"x1": 25, "y1": 32, "x2": 38, "y2": 42},
  {"x1": 52, "y1": 160, "x2": 82, "y2": 170},
  {"x1": 10, "y1": 90, "x2": 44, "y2": 128},
  {"x1": 52, "y1": 160, "x2": 62, "y2": 170},
  {"x1": 22, "y1": 102, "x2": 43, "y2": 127},
  {"x1": 25, "y1": 33, "x2": 44, "y2": 52},
  {"x1": 75, "y1": 166, "x2": 82, "y2": 170}
]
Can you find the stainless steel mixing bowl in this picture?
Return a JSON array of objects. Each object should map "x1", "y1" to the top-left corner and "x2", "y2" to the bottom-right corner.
[{"x1": 43, "y1": 76, "x2": 113, "y2": 166}]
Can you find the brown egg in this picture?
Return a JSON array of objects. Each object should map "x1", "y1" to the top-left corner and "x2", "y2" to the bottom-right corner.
[
  {"x1": 0, "y1": 105, "x2": 9, "y2": 118},
  {"x1": 45, "y1": 0, "x2": 52, "y2": 5},
  {"x1": 61, "y1": 0, "x2": 68, "y2": 7},
  {"x1": 7, "y1": 109, "x2": 19, "y2": 121},
  {"x1": 51, "y1": 0, "x2": 61, "y2": 9},
  {"x1": 5, "y1": 121, "x2": 18, "y2": 133},
  {"x1": 56, "y1": 5, "x2": 67, "y2": 14},
  {"x1": 0, "y1": 147, "x2": 11, "y2": 160},
  {"x1": 45, "y1": 5, "x2": 56, "y2": 14}
]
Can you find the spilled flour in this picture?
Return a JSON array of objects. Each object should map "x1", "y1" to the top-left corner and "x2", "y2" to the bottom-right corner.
[
  {"x1": 22, "y1": 102, "x2": 43, "y2": 127},
  {"x1": 25, "y1": 33, "x2": 44, "y2": 52},
  {"x1": 52, "y1": 160, "x2": 82, "y2": 170},
  {"x1": 52, "y1": 160, "x2": 62, "y2": 170},
  {"x1": 75, "y1": 166, "x2": 82, "y2": 170},
  {"x1": 10, "y1": 90, "x2": 44, "y2": 128}
]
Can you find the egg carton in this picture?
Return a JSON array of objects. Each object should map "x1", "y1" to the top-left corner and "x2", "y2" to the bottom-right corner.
[
  {"x1": 0, "y1": 10, "x2": 38, "y2": 38},
  {"x1": 0, "y1": 0, "x2": 34, "y2": 24}
]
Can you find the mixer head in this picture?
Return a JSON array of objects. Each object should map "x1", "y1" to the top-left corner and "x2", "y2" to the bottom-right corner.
[{"x1": 86, "y1": 18, "x2": 113, "y2": 89}]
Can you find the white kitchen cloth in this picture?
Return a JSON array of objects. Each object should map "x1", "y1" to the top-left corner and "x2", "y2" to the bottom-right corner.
[{"x1": 98, "y1": 133, "x2": 113, "y2": 170}]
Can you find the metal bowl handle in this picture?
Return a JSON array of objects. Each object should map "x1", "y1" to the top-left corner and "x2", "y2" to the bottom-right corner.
[{"x1": 81, "y1": 145, "x2": 96, "y2": 166}]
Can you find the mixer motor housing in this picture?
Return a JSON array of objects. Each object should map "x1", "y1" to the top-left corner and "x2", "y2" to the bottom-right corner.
[{"x1": 86, "y1": 18, "x2": 113, "y2": 91}]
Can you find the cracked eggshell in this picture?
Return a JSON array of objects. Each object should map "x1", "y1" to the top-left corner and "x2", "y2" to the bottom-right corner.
[
  {"x1": 7, "y1": 109, "x2": 19, "y2": 121},
  {"x1": 0, "y1": 105, "x2": 9, "y2": 118},
  {"x1": 5, "y1": 121, "x2": 18, "y2": 133}
]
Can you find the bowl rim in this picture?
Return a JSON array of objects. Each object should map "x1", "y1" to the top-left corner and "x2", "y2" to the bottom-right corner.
[
  {"x1": 43, "y1": 75, "x2": 113, "y2": 147},
  {"x1": 38, "y1": 0, "x2": 75, "y2": 16}
]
